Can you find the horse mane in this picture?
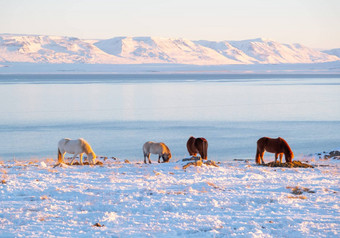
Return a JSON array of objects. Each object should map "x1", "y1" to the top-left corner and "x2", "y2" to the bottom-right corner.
[
  {"x1": 162, "y1": 143, "x2": 171, "y2": 154},
  {"x1": 280, "y1": 137, "x2": 293, "y2": 157},
  {"x1": 80, "y1": 138, "x2": 95, "y2": 155}
]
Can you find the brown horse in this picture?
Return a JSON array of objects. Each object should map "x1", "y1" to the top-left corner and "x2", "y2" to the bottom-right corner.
[
  {"x1": 255, "y1": 137, "x2": 294, "y2": 164},
  {"x1": 186, "y1": 136, "x2": 208, "y2": 160}
]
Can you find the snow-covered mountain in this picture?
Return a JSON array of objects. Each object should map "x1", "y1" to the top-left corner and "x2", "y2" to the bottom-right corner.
[
  {"x1": 0, "y1": 34, "x2": 131, "y2": 64},
  {"x1": 94, "y1": 37, "x2": 239, "y2": 65},
  {"x1": 0, "y1": 34, "x2": 339, "y2": 65},
  {"x1": 225, "y1": 38, "x2": 339, "y2": 64},
  {"x1": 322, "y1": 48, "x2": 340, "y2": 58}
]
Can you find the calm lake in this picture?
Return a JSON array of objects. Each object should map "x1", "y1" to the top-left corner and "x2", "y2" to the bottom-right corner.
[{"x1": 0, "y1": 74, "x2": 339, "y2": 161}]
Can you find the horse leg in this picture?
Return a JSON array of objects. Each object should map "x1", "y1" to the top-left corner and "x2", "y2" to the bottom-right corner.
[
  {"x1": 260, "y1": 151, "x2": 265, "y2": 164},
  {"x1": 256, "y1": 147, "x2": 265, "y2": 164},
  {"x1": 79, "y1": 153, "x2": 83, "y2": 165},
  {"x1": 60, "y1": 151, "x2": 66, "y2": 164},
  {"x1": 275, "y1": 153, "x2": 278, "y2": 164},
  {"x1": 70, "y1": 154, "x2": 78, "y2": 165},
  {"x1": 143, "y1": 153, "x2": 152, "y2": 164},
  {"x1": 279, "y1": 153, "x2": 283, "y2": 164},
  {"x1": 158, "y1": 155, "x2": 161, "y2": 163}
]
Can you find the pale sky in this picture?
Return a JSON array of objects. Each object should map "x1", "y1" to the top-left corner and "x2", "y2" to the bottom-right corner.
[{"x1": 1, "y1": 0, "x2": 339, "y2": 49}]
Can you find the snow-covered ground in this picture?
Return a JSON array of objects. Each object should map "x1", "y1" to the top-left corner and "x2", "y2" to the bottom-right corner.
[{"x1": 0, "y1": 154, "x2": 339, "y2": 237}]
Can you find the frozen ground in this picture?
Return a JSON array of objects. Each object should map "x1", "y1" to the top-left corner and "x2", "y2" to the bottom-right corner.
[{"x1": 0, "y1": 154, "x2": 339, "y2": 237}]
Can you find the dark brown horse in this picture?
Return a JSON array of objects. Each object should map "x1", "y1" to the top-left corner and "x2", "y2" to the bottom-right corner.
[
  {"x1": 186, "y1": 136, "x2": 208, "y2": 160},
  {"x1": 255, "y1": 137, "x2": 294, "y2": 164}
]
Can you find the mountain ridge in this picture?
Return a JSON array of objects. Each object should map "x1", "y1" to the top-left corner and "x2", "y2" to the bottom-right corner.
[
  {"x1": 322, "y1": 48, "x2": 340, "y2": 58},
  {"x1": 0, "y1": 34, "x2": 339, "y2": 65}
]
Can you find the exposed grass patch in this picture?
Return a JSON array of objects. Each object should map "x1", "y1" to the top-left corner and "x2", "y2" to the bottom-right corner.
[{"x1": 260, "y1": 161, "x2": 314, "y2": 168}]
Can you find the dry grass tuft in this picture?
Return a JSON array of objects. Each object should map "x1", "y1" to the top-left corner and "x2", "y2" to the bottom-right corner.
[
  {"x1": 40, "y1": 195, "x2": 49, "y2": 200},
  {"x1": 1, "y1": 169, "x2": 8, "y2": 184},
  {"x1": 44, "y1": 158, "x2": 55, "y2": 163},
  {"x1": 0, "y1": 169, "x2": 7, "y2": 174},
  {"x1": 206, "y1": 181, "x2": 224, "y2": 191},
  {"x1": 287, "y1": 195, "x2": 307, "y2": 199},
  {"x1": 153, "y1": 170, "x2": 161, "y2": 176},
  {"x1": 261, "y1": 161, "x2": 314, "y2": 168},
  {"x1": 28, "y1": 160, "x2": 39, "y2": 165},
  {"x1": 92, "y1": 223, "x2": 105, "y2": 227},
  {"x1": 204, "y1": 160, "x2": 219, "y2": 167},
  {"x1": 183, "y1": 160, "x2": 203, "y2": 169},
  {"x1": 286, "y1": 186, "x2": 315, "y2": 195},
  {"x1": 48, "y1": 168, "x2": 59, "y2": 173},
  {"x1": 63, "y1": 161, "x2": 104, "y2": 166},
  {"x1": 170, "y1": 191, "x2": 186, "y2": 195},
  {"x1": 182, "y1": 158, "x2": 219, "y2": 169}
]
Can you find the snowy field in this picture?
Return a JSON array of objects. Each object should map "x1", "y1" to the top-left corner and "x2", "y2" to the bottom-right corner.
[{"x1": 0, "y1": 154, "x2": 339, "y2": 237}]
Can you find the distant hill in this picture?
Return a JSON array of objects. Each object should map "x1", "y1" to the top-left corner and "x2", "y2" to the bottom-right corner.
[
  {"x1": 322, "y1": 48, "x2": 340, "y2": 58},
  {"x1": 0, "y1": 34, "x2": 339, "y2": 65}
]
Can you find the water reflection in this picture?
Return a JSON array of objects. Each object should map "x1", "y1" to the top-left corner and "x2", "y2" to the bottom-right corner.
[
  {"x1": 0, "y1": 75, "x2": 339, "y2": 160},
  {"x1": 1, "y1": 77, "x2": 339, "y2": 123}
]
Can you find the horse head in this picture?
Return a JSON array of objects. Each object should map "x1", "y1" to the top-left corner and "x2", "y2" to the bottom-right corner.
[
  {"x1": 281, "y1": 137, "x2": 294, "y2": 163},
  {"x1": 162, "y1": 153, "x2": 172, "y2": 163},
  {"x1": 283, "y1": 149, "x2": 294, "y2": 162},
  {"x1": 88, "y1": 152, "x2": 97, "y2": 165},
  {"x1": 286, "y1": 151, "x2": 294, "y2": 163}
]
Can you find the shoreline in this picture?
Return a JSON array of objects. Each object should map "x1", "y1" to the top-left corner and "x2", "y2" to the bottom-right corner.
[{"x1": 1, "y1": 62, "x2": 340, "y2": 74}]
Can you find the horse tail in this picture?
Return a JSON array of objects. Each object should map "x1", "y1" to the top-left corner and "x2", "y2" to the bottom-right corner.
[
  {"x1": 255, "y1": 137, "x2": 266, "y2": 164},
  {"x1": 202, "y1": 139, "x2": 208, "y2": 160},
  {"x1": 57, "y1": 148, "x2": 63, "y2": 164},
  {"x1": 255, "y1": 147, "x2": 261, "y2": 164},
  {"x1": 142, "y1": 142, "x2": 149, "y2": 156}
]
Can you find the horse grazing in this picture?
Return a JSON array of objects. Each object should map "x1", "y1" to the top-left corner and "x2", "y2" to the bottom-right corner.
[
  {"x1": 255, "y1": 137, "x2": 294, "y2": 164},
  {"x1": 143, "y1": 141, "x2": 172, "y2": 164},
  {"x1": 57, "y1": 138, "x2": 96, "y2": 165},
  {"x1": 186, "y1": 136, "x2": 208, "y2": 160}
]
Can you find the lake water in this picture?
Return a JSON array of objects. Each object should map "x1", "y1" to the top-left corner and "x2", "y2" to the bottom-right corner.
[{"x1": 0, "y1": 74, "x2": 339, "y2": 161}]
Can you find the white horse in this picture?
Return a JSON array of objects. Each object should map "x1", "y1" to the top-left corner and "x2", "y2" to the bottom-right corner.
[
  {"x1": 143, "y1": 141, "x2": 172, "y2": 164},
  {"x1": 57, "y1": 138, "x2": 96, "y2": 165}
]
